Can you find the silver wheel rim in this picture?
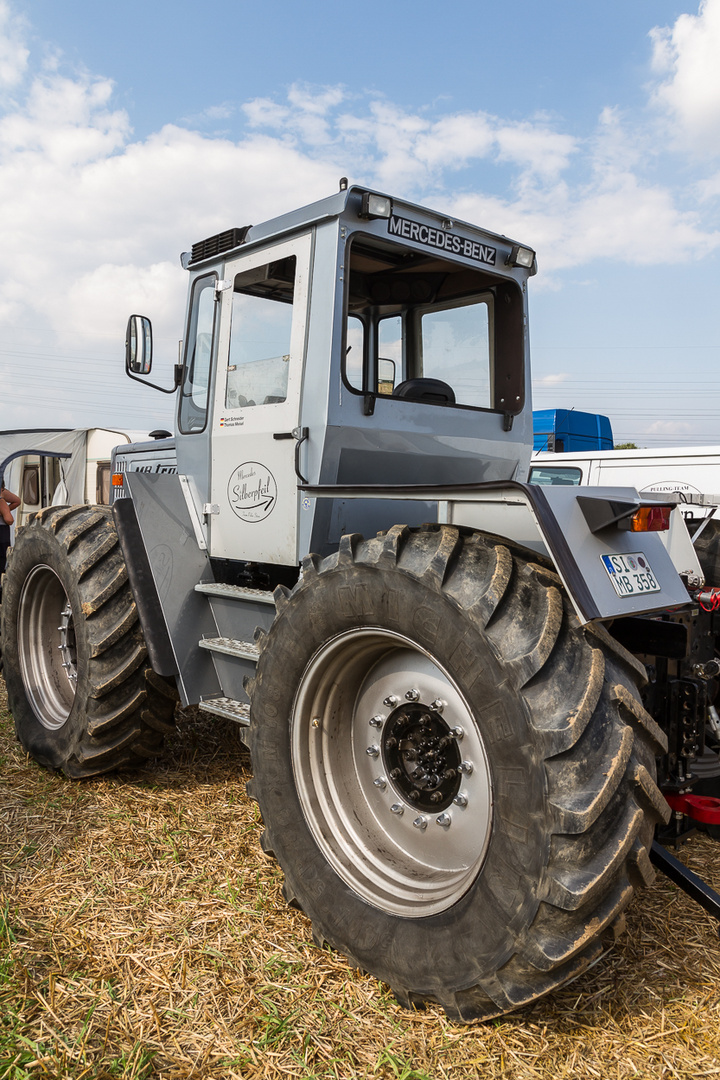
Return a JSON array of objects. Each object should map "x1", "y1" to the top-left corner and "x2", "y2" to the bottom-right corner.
[
  {"x1": 17, "y1": 564, "x2": 77, "y2": 729},
  {"x1": 292, "y1": 628, "x2": 493, "y2": 917}
]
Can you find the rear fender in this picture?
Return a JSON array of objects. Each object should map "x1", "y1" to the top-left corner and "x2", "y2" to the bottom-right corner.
[
  {"x1": 303, "y1": 480, "x2": 695, "y2": 625},
  {"x1": 441, "y1": 483, "x2": 696, "y2": 623}
]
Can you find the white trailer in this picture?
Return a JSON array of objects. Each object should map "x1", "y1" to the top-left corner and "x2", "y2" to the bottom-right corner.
[{"x1": 1, "y1": 428, "x2": 153, "y2": 530}]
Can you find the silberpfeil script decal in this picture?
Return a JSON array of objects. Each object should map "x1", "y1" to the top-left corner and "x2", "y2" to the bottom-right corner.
[{"x1": 227, "y1": 462, "x2": 277, "y2": 522}]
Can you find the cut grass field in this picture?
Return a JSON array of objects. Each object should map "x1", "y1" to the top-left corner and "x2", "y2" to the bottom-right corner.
[{"x1": 2, "y1": 679, "x2": 720, "y2": 1079}]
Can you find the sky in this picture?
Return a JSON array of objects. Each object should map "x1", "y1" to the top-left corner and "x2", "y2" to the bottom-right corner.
[{"x1": 1, "y1": 0, "x2": 719, "y2": 446}]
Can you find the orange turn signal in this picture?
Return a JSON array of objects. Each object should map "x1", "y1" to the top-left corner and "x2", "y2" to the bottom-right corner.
[
  {"x1": 630, "y1": 506, "x2": 671, "y2": 532},
  {"x1": 111, "y1": 473, "x2": 124, "y2": 487}
]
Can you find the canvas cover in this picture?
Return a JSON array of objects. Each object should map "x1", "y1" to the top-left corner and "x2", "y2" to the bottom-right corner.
[{"x1": 0, "y1": 429, "x2": 89, "y2": 505}]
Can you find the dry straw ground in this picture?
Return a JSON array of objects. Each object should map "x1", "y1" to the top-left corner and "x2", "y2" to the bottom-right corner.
[{"x1": 2, "y1": 679, "x2": 720, "y2": 1080}]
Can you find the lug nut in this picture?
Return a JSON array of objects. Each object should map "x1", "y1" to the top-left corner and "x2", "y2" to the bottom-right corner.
[
  {"x1": 436, "y1": 813, "x2": 452, "y2": 828},
  {"x1": 366, "y1": 745, "x2": 380, "y2": 758},
  {"x1": 430, "y1": 791, "x2": 443, "y2": 804},
  {"x1": 405, "y1": 689, "x2": 420, "y2": 701},
  {"x1": 451, "y1": 726, "x2": 464, "y2": 740},
  {"x1": 430, "y1": 698, "x2": 445, "y2": 713},
  {"x1": 373, "y1": 777, "x2": 387, "y2": 789},
  {"x1": 453, "y1": 793, "x2": 468, "y2": 807},
  {"x1": 383, "y1": 695, "x2": 399, "y2": 707},
  {"x1": 391, "y1": 803, "x2": 404, "y2": 816},
  {"x1": 413, "y1": 816, "x2": 427, "y2": 830},
  {"x1": 409, "y1": 790, "x2": 420, "y2": 801},
  {"x1": 390, "y1": 768, "x2": 402, "y2": 779},
  {"x1": 457, "y1": 761, "x2": 474, "y2": 775},
  {"x1": 369, "y1": 714, "x2": 384, "y2": 728}
]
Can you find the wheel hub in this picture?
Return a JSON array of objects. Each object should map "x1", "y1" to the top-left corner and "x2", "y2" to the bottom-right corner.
[{"x1": 382, "y1": 701, "x2": 461, "y2": 812}]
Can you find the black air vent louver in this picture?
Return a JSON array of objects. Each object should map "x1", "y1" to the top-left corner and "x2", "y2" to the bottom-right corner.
[{"x1": 190, "y1": 225, "x2": 252, "y2": 264}]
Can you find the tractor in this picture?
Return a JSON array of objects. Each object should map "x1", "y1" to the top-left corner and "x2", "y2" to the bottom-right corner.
[{"x1": 3, "y1": 182, "x2": 720, "y2": 1021}]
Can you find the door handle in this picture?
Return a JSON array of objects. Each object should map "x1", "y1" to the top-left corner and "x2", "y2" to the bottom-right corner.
[{"x1": 271, "y1": 428, "x2": 309, "y2": 483}]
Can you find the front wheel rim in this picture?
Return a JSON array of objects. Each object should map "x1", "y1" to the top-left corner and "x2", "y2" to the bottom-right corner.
[
  {"x1": 291, "y1": 628, "x2": 493, "y2": 918},
  {"x1": 17, "y1": 564, "x2": 78, "y2": 729}
]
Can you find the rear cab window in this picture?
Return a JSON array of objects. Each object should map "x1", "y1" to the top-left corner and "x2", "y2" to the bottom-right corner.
[{"x1": 342, "y1": 230, "x2": 523, "y2": 414}]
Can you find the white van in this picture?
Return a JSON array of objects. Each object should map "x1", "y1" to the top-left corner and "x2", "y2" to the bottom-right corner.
[{"x1": 529, "y1": 445, "x2": 720, "y2": 524}]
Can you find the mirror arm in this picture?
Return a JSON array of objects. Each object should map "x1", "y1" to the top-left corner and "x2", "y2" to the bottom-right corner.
[{"x1": 125, "y1": 363, "x2": 183, "y2": 395}]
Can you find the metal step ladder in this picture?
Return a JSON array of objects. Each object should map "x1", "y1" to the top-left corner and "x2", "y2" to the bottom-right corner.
[{"x1": 193, "y1": 582, "x2": 276, "y2": 726}]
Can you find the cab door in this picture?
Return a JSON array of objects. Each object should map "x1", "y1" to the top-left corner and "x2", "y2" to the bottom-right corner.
[{"x1": 208, "y1": 233, "x2": 311, "y2": 565}]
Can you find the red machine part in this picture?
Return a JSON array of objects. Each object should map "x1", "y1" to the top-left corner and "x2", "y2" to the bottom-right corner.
[
  {"x1": 694, "y1": 587, "x2": 720, "y2": 613},
  {"x1": 664, "y1": 792, "x2": 720, "y2": 824}
]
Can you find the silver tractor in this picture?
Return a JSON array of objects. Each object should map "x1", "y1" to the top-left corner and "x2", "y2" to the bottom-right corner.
[{"x1": 4, "y1": 183, "x2": 720, "y2": 1021}]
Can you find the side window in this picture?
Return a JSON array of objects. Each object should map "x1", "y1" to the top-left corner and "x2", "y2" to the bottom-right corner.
[
  {"x1": 346, "y1": 315, "x2": 365, "y2": 392},
  {"x1": 378, "y1": 316, "x2": 401, "y2": 394},
  {"x1": 22, "y1": 464, "x2": 39, "y2": 505},
  {"x1": 179, "y1": 274, "x2": 217, "y2": 433},
  {"x1": 96, "y1": 463, "x2": 111, "y2": 504},
  {"x1": 420, "y1": 301, "x2": 491, "y2": 409},
  {"x1": 528, "y1": 466, "x2": 582, "y2": 486},
  {"x1": 226, "y1": 257, "x2": 296, "y2": 409}
]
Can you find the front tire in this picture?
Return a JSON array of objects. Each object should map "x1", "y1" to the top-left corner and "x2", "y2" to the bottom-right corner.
[
  {"x1": 1, "y1": 505, "x2": 176, "y2": 777},
  {"x1": 247, "y1": 524, "x2": 670, "y2": 1020}
]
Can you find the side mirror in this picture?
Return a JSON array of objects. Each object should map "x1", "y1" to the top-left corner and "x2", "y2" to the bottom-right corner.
[{"x1": 126, "y1": 315, "x2": 153, "y2": 375}]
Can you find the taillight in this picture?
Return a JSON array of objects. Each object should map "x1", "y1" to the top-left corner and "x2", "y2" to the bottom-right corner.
[{"x1": 629, "y1": 506, "x2": 671, "y2": 532}]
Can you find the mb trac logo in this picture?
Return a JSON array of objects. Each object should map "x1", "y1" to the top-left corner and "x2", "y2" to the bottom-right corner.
[{"x1": 227, "y1": 462, "x2": 277, "y2": 522}]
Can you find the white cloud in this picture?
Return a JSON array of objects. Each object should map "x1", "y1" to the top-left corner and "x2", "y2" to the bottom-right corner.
[
  {"x1": 1, "y1": 3, "x2": 719, "y2": 429},
  {"x1": 0, "y1": 0, "x2": 27, "y2": 89},
  {"x1": 535, "y1": 374, "x2": 570, "y2": 387},
  {"x1": 644, "y1": 420, "x2": 694, "y2": 435},
  {"x1": 650, "y1": 0, "x2": 720, "y2": 154}
]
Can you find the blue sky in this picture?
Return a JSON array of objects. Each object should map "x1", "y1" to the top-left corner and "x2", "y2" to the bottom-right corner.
[{"x1": 2, "y1": 0, "x2": 719, "y2": 445}]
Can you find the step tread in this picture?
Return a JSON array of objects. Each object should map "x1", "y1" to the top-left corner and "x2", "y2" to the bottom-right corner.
[
  {"x1": 198, "y1": 697, "x2": 250, "y2": 725},
  {"x1": 195, "y1": 582, "x2": 275, "y2": 604},
  {"x1": 198, "y1": 636, "x2": 260, "y2": 660}
]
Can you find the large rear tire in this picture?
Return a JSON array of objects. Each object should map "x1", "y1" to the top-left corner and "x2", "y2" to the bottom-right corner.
[
  {"x1": 0, "y1": 505, "x2": 177, "y2": 777},
  {"x1": 247, "y1": 524, "x2": 670, "y2": 1020}
]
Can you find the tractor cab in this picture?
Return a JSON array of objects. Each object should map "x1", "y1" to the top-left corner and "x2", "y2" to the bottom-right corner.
[{"x1": 131, "y1": 186, "x2": 537, "y2": 567}]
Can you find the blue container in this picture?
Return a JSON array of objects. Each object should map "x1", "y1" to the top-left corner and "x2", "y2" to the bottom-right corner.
[{"x1": 533, "y1": 409, "x2": 613, "y2": 452}]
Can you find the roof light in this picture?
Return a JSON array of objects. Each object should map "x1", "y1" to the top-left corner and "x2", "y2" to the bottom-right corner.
[
  {"x1": 360, "y1": 193, "x2": 392, "y2": 220},
  {"x1": 628, "y1": 506, "x2": 671, "y2": 532},
  {"x1": 506, "y1": 244, "x2": 535, "y2": 269}
]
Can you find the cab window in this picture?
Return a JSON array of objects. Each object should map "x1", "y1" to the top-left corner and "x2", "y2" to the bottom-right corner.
[
  {"x1": 343, "y1": 232, "x2": 523, "y2": 412},
  {"x1": 225, "y1": 257, "x2": 296, "y2": 409},
  {"x1": 179, "y1": 274, "x2": 217, "y2": 433}
]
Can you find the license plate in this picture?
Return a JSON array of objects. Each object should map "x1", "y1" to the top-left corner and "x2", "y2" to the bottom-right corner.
[{"x1": 600, "y1": 552, "x2": 661, "y2": 598}]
